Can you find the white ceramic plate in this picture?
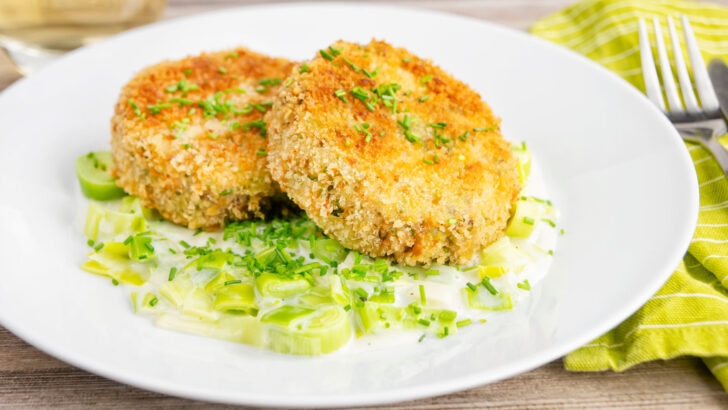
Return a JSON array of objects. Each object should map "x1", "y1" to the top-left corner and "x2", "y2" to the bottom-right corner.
[{"x1": 0, "y1": 3, "x2": 698, "y2": 407}]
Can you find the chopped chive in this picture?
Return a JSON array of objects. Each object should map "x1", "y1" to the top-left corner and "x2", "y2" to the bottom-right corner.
[
  {"x1": 423, "y1": 158, "x2": 434, "y2": 165},
  {"x1": 526, "y1": 196, "x2": 552, "y2": 205},
  {"x1": 523, "y1": 216, "x2": 535, "y2": 225},
  {"x1": 466, "y1": 282, "x2": 478, "y2": 292},
  {"x1": 182, "y1": 144, "x2": 191, "y2": 149},
  {"x1": 225, "y1": 51, "x2": 239, "y2": 59},
  {"x1": 207, "y1": 131, "x2": 218, "y2": 140},
  {"x1": 170, "y1": 98, "x2": 194, "y2": 106},
  {"x1": 319, "y1": 49, "x2": 334, "y2": 61},
  {"x1": 259, "y1": 78, "x2": 281, "y2": 86},
  {"x1": 420, "y1": 74, "x2": 432, "y2": 86},
  {"x1": 417, "y1": 318, "x2": 431, "y2": 327},
  {"x1": 328, "y1": 46, "x2": 342, "y2": 56},
  {"x1": 168, "y1": 248, "x2": 176, "y2": 254},
  {"x1": 179, "y1": 240, "x2": 191, "y2": 248},
  {"x1": 193, "y1": 228, "x2": 203, "y2": 236},
  {"x1": 87, "y1": 239, "x2": 94, "y2": 247},
  {"x1": 256, "y1": 148, "x2": 268, "y2": 156},
  {"x1": 560, "y1": 229, "x2": 565, "y2": 235},
  {"x1": 404, "y1": 130, "x2": 420, "y2": 143},
  {"x1": 419, "y1": 284, "x2": 426, "y2": 305},
  {"x1": 419, "y1": 95, "x2": 430, "y2": 102},
  {"x1": 299, "y1": 63, "x2": 310, "y2": 73},
  {"x1": 481, "y1": 277, "x2": 498, "y2": 295},
  {"x1": 517, "y1": 280, "x2": 531, "y2": 291},
  {"x1": 448, "y1": 218, "x2": 456, "y2": 225},
  {"x1": 111, "y1": 279, "x2": 119, "y2": 286},
  {"x1": 402, "y1": 58, "x2": 411, "y2": 63},
  {"x1": 548, "y1": 250, "x2": 554, "y2": 255},
  {"x1": 149, "y1": 296, "x2": 159, "y2": 306},
  {"x1": 456, "y1": 319, "x2": 472, "y2": 328},
  {"x1": 334, "y1": 89, "x2": 348, "y2": 102},
  {"x1": 410, "y1": 303, "x2": 422, "y2": 315},
  {"x1": 344, "y1": 304, "x2": 351, "y2": 311},
  {"x1": 284, "y1": 78, "x2": 293, "y2": 87},
  {"x1": 430, "y1": 122, "x2": 446, "y2": 129},
  {"x1": 434, "y1": 154, "x2": 439, "y2": 164},
  {"x1": 418, "y1": 333, "x2": 426, "y2": 342},
  {"x1": 183, "y1": 69, "x2": 192, "y2": 76},
  {"x1": 342, "y1": 57, "x2": 360, "y2": 72},
  {"x1": 355, "y1": 288, "x2": 369, "y2": 300},
  {"x1": 94, "y1": 242, "x2": 104, "y2": 251},
  {"x1": 365, "y1": 102, "x2": 375, "y2": 111},
  {"x1": 218, "y1": 67, "x2": 227, "y2": 74},
  {"x1": 168, "y1": 267, "x2": 177, "y2": 281},
  {"x1": 362, "y1": 67, "x2": 378, "y2": 78},
  {"x1": 425, "y1": 269, "x2": 439, "y2": 276},
  {"x1": 224, "y1": 279, "x2": 242, "y2": 286},
  {"x1": 146, "y1": 101, "x2": 171, "y2": 114},
  {"x1": 350, "y1": 86, "x2": 369, "y2": 102},
  {"x1": 542, "y1": 218, "x2": 556, "y2": 227},
  {"x1": 220, "y1": 189, "x2": 232, "y2": 196}
]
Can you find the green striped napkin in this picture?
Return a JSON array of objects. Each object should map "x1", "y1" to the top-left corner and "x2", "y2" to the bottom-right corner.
[{"x1": 531, "y1": 0, "x2": 728, "y2": 390}]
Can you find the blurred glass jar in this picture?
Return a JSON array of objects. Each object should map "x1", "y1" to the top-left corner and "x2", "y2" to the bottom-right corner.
[{"x1": 0, "y1": 0, "x2": 166, "y2": 72}]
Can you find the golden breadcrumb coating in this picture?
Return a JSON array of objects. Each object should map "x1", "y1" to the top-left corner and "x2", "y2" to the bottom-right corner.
[
  {"x1": 111, "y1": 47, "x2": 295, "y2": 229},
  {"x1": 266, "y1": 40, "x2": 520, "y2": 266}
]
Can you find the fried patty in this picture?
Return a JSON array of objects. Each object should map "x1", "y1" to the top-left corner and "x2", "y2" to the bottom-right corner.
[
  {"x1": 266, "y1": 40, "x2": 520, "y2": 266},
  {"x1": 111, "y1": 47, "x2": 295, "y2": 229}
]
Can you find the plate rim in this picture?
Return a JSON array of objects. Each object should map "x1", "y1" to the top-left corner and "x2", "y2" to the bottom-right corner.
[{"x1": 0, "y1": 2, "x2": 699, "y2": 407}]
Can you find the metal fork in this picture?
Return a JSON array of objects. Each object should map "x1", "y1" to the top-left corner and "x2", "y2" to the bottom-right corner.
[{"x1": 639, "y1": 15, "x2": 728, "y2": 175}]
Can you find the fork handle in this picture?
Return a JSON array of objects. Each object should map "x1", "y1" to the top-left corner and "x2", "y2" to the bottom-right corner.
[
  {"x1": 703, "y1": 135, "x2": 728, "y2": 176},
  {"x1": 677, "y1": 118, "x2": 728, "y2": 176}
]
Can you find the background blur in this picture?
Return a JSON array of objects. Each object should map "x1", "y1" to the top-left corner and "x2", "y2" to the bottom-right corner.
[{"x1": 0, "y1": 0, "x2": 579, "y2": 88}]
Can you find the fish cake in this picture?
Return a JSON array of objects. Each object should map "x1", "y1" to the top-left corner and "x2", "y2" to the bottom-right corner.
[
  {"x1": 111, "y1": 47, "x2": 295, "y2": 229},
  {"x1": 266, "y1": 40, "x2": 520, "y2": 266}
]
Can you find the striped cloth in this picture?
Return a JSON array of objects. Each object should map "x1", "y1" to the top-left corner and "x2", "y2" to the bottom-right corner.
[{"x1": 531, "y1": 0, "x2": 728, "y2": 390}]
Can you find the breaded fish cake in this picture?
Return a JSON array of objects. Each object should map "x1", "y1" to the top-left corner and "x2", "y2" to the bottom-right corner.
[
  {"x1": 266, "y1": 40, "x2": 520, "y2": 266},
  {"x1": 111, "y1": 47, "x2": 295, "y2": 229}
]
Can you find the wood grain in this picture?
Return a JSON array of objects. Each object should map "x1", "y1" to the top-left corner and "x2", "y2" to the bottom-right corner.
[{"x1": 2, "y1": 0, "x2": 728, "y2": 408}]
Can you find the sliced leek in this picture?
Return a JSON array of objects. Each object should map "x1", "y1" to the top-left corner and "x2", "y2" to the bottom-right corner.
[
  {"x1": 505, "y1": 199, "x2": 546, "y2": 238},
  {"x1": 264, "y1": 305, "x2": 351, "y2": 355},
  {"x1": 463, "y1": 287, "x2": 513, "y2": 311},
  {"x1": 256, "y1": 272, "x2": 311, "y2": 298},
  {"x1": 84, "y1": 202, "x2": 146, "y2": 241},
  {"x1": 76, "y1": 151, "x2": 126, "y2": 200},
  {"x1": 213, "y1": 283, "x2": 258, "y2": 315},
  {"x1": 77, "y1": 191, "x2": 557, "y2": 356}
]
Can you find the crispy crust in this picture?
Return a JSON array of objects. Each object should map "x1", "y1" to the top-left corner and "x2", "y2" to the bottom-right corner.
[
  {"x1": 266, "y1": 40, "x2": 520, "y2": 266},
  {"x1": 111, "y1": 47, "x2": 295, "y2": 229}
]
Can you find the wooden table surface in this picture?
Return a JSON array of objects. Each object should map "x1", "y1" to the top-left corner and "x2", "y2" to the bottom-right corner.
[{"x1": 2, "y1": 0, "x2": 728, "y2": 408}]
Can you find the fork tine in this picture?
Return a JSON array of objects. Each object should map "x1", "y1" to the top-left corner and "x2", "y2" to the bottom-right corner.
[
  {"x1": 652, "y1": 17, "x2": 682, "y2": 112},
  {"x1": 667, "y1": 16, "x2": 700, "y2": 114},
  {"x1": 681, "y1": 15, "x2": 720, "y2": 111},
  {"x1": 638, "y1": 18, "x2": 665, "y2": 111}
]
